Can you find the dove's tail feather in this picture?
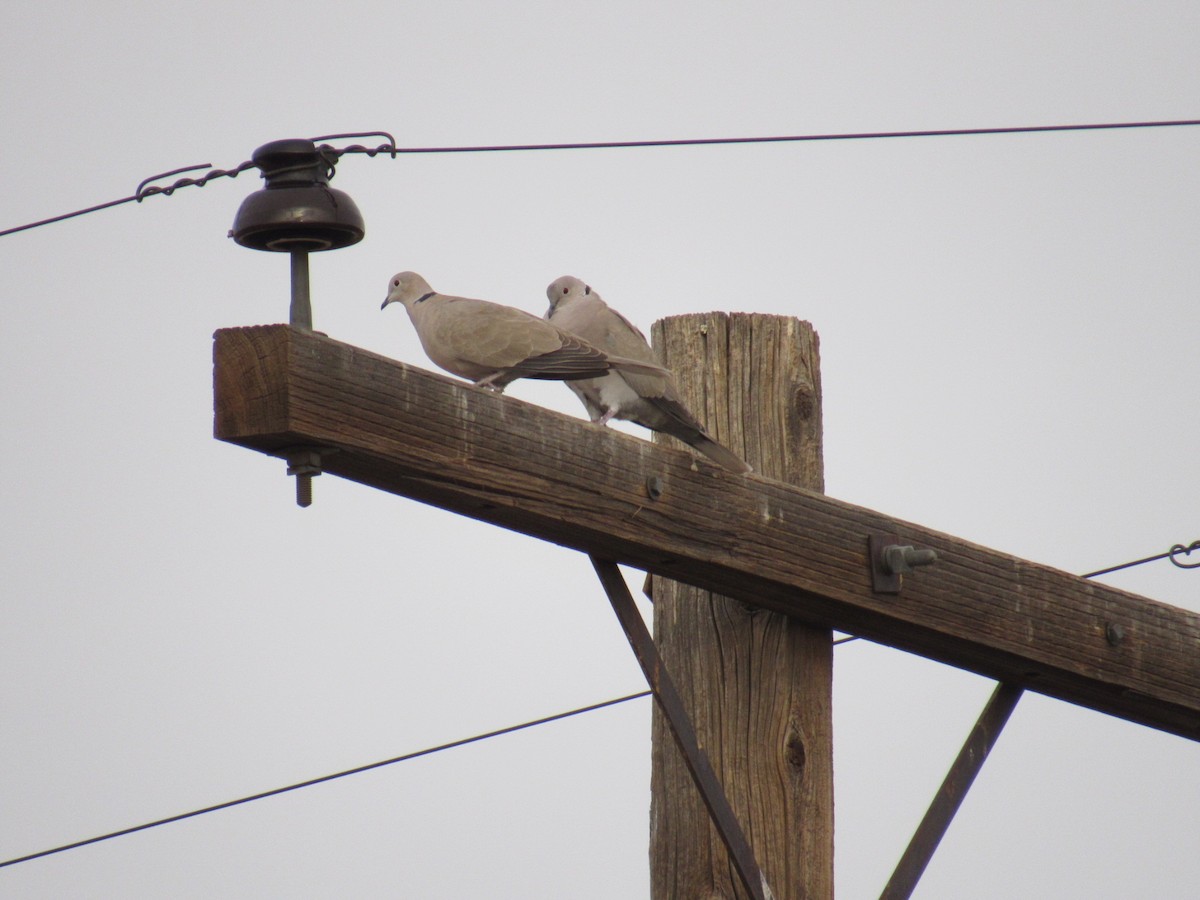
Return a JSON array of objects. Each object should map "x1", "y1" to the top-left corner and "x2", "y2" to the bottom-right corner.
[
  {"x1": 607, "y1": 355, "x2": 671, "y2": 378},
  {"x1": 687, "y1": 434, "x2": 753, "y2": 473},
  {"x1": 631, "y1": 395, "x2": 753, "y2": 473}
]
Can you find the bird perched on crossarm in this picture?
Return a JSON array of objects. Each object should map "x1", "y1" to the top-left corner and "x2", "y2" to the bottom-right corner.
[
  {"x1": 545, "y1": 275, "x2": 751, "y2": 473},
  {"x1": 381, "y1": 271, "x2": 669, "y2": 392}
]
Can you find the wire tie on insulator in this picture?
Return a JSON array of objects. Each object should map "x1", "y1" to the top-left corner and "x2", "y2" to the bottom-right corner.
[
  {"x1": 134, "y1": 163, "x2": 213, "y2": 201},
  {"x1": 309, "y1": 131, "x2": 397, "y2": 158}
]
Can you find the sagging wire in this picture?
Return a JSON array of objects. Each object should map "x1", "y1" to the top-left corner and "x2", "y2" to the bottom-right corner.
[
  {"x1": 1081, "y1": 539, "x2": 1200, "y2": 577},
  {"x1": 4, "y1": 119, "x2": 1200, "y2": 238},
  {"x1": 0, "y1": 688, "x2": 650, "y2": 871},
  {"x1": 1, "y1": 539, "x2": 1194, "y2": 867},
  {"x1": 383, "y1": 117, "x2": 1200, "y2": 155}
]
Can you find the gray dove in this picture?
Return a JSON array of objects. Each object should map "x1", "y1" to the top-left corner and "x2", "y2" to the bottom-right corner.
[
  {"x1": 545, "y1": 275, "x2": 752, "y2": 473},
  {"x1": 381, "y1": 271, "x2": 668, "y2": 392}
]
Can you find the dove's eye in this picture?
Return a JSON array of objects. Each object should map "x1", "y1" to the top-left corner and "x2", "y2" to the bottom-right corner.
[{"x1": 584, "y1": 285, "x2": 591, "y2": 294}]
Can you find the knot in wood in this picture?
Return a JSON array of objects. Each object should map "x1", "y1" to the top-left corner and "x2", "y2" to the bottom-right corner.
[
  {"x1": 785, "y1": 729, "x2": 807, "y2": 772},
  {"x1": 792, "y1": 383, "x2": 816, "y2": 419}
]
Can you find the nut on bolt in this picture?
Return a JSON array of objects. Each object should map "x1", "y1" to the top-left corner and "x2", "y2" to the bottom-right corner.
[
  {"x1": 870, "y1": 533, "x2": 938, "y2": 594},
  {"x1": 286, "y1": 450, "x2": 323, "y2": 508},
  {"x1": 273, "y1": 446, "x2": 337, "y2": 508}
]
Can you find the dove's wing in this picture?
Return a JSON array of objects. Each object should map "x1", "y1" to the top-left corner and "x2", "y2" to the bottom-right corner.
[
  {"x1": 416, "y1": 296, "x2": 613, "y2": 386},
  {"x1": 545, "y1": 276, "x2": 751, "y2": 473}
]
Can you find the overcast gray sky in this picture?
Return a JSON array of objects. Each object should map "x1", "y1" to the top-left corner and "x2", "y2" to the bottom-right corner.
[{"x1": 2, "y1": 3, "x2": 1198, "y2": 898}]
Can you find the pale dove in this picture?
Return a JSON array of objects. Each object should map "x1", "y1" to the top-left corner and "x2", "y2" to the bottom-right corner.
[
  {"x1": 381, "y1": 271, "x2": 668, "y2": 392},
  {"x1": 545, "y1": 275, "x2": 752, "y2": 473}
]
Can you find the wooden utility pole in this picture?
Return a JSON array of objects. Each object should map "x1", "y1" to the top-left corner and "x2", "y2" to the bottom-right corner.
[
  {"x1": 648, "y1": 314, "x2": 832, "y2": 899},
  {"x1": 213, "y1": 324, "x2": 1200, "y2": 894}
]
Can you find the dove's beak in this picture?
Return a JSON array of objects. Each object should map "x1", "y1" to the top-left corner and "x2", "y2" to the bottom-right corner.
[{"x1": 381, "y1": 297, "x2": 392, "y2": 310}]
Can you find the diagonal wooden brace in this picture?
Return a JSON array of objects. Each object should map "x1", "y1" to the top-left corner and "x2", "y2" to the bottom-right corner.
[
  {"x1": 590, "y1": 556, "x2": 775, "y2": 900},
  {"x1": 879, "y1": 681, "x2": 1024, "y2": 899}
]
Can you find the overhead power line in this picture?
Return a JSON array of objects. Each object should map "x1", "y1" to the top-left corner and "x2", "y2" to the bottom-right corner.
[
  {"x1": 1080, "y1": 539, "x2": 1200, "y2": 578},
  {"x1": 0, "y1": 689, "x2": 651, "y2": 871},
  {"x1": 2, "y1": 540, "x2": 1194, "y2": 869},
  {"x1": 389, "y1": 118, "x2": 1200, "y2": 154},
  {"x1": 3, "y1": 118, "x2": 1199, "y2": 239},
  {"x1": 833, "y1": 539, "x2": 1200, "y2": 648}
]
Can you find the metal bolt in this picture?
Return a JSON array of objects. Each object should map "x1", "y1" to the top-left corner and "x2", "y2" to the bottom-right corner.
[
  {"x1": 290, "y1": 250, "x2": 313, "y2": 331},
  {"x1": 881, "y1": 544, "x2": 938, "y2": 575},
  {"x1": 294, "y1": 473, "x2": 314, "y2": 507},
  {"x1": 646, "y1": 475, "x2": 664, "y2": 501},
  {"x1": 285, "y1": 449, "x2": 325, "y2": 508},
  {"x1": 1105, "y1": 622, "x2": 1126, "y2": 647}
]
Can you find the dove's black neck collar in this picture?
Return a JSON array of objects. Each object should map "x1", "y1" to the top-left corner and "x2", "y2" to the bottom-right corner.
[{"x1": 415, "y1": 291, "x2": 436, "y2": 304}]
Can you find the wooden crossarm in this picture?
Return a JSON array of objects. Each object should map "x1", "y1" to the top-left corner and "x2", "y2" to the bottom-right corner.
[{"x1": 214, "y1": 324, "x2": 1200, "y2": 741}]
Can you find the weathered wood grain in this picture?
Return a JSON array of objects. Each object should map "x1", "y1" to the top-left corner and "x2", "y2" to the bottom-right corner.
[
  {"x1": 648, "y1": 313, "x2": 832, "y2": 900},
  {"x1": 213, "y1": 324, "x2": 1200, "y2": 741}
]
